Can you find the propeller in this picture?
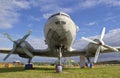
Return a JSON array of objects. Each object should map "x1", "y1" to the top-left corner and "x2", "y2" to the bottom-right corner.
[
  {"x1": 82, "y1": 27, "x2": 118, "y2": 63},
  {"x1": 3, "y1": 46, "x2": 16, "y2": 61},
  {"x1": 3, "y1": 30, "x2": 33, "y2": 61},
  {"x1": 4, "y1": 32, "x2": 14, "y2": 42}
]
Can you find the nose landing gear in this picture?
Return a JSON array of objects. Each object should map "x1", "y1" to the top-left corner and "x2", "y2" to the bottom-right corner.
[{"x1": 55, "y1": 46, "x2": 63, "y2": 73}]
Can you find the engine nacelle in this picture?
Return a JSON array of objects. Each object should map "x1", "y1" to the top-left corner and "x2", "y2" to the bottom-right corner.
[
  {"x1": 18, "y1": 54, "x2": 31, "y2": 58},
  {"x1": 85, "y1": 41, "x2": 104, "y2": 57},
  {"x1": 15, "y1": 41, "x2": 34, "y2": 58}
]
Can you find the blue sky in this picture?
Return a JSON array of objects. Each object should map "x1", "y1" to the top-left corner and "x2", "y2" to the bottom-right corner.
[
  {"x1": 0, "y1": 0, "x2": 120, "y2": 62},
  {"x1": 0, "y1": 0, "x2": 120, "y2": 38}
]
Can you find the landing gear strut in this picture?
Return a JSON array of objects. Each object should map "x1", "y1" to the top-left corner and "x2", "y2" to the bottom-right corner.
[
  {"x1": 80, "y1": 55, "x2": 86, "y2": 68},
  {"x1": 55, "y1": 47, "x2": 63, "y2": 73},
  {"x1": 25, "y1": 58, "x2": 33, "y2": 69}
]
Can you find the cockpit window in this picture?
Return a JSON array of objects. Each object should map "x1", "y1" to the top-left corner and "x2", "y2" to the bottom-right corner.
[
  {"x1": 55, "y1": 21, "x2": 66, "y2": 25},
  {"x1": 48, "y1": 12, "x2": 70, "y2": 19}
]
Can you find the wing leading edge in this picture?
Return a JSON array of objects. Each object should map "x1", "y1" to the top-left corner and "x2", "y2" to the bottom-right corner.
[{"x1": 0, "y1": 47, "x2": 86, "y2": 58}]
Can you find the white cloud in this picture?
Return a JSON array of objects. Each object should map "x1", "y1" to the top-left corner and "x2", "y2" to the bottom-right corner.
[
  {"x1": 0, "y1": 2, "x2": 19, "y2": 29},
  {"x1": 105, "y1": 16, "x2": 117, "y2": 21},
  {"x1": 1, "y1": 0, "x2": 120, "y2": 29},
  {"x1": 73, "y1": 0, "x2": 120, "y2": 11},
  {"x1": 0, "y1": 0, "x2": 30, "y2": 29},
  {"x1": 72, "y1": 0, "x2": 120, "y2": 12},
  {"x1": 0, "y1": 0, "x2": 74, "y2": 24},
  {"x1": 0, "y1": 34, "x2": 13, "y2": 48},
  {"x1": 27, "y1": 23, "x2": 32, "y2": 28},
  {"x1": 28, "y1": 0, "x2": 73, "y2": 19},
  {"x1": 99, "y1": 0, "x2": 120, "y2": 7},
  {"x1": 86, "y1": 21, "x2": 97, "y2": 26},
  {"x1": 29, "y1": 16, "x2": 41, "y2": 22},
  {"x1": 0, "y1": 34, "x2": 47, "y2": 49},
  {"x1": 43, "y1": 13, "x2": 54, "y2": 19},
  {"x1": 36, "y1": 0, "x2": 120, "y2": 19},
  {"x1": 12, "y1": 0, "x2": 30, "y2": 9},
  {"x1": 27, "y1": 36, "x2": 47, "y2": 49},
  {"x1": 42, "y1": 7, "x2": 72, "y2": 19},
  {"x1": 78, "y1": 0, "x2": 98, "y2": 9},
  {"x1": 104, "y1": 28, "x2": 120, "y2": 46},
  {"x1": 104, "y1": 16, "x2": 120, "y2": 23},
  {"x1": 42, "y1": 6, "x2": 72, "y2": 19}
]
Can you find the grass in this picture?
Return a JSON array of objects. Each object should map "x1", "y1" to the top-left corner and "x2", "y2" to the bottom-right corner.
[{"x1": 0, "y1": 65, "x2": 120, "y2": 78}]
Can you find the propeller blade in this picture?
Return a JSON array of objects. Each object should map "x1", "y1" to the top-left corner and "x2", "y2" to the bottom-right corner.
[
  {"x1": 3, "y1": 46, "x2": 16, "y2": 61},
  {"x1": 3, "y1": 30, "x2": 33, "y2": 61},
  {"x1": 100, "y1": 27, "x2": 106, "y2": 41},
  {"x1": 103, "y1": 45, "x2": 119, "y2": 52},
  {"x1": 82, "y1": 37, "x2": 98, "y2": 44},
  {"x1": 22, "y1": 30, "x2": 32, "y2": 41},
  {"x1": 4, "y1": 32, "x2": 14, "y2": 42},
  {"x1": 94, "y1": 46, "x2": 101, "y2": 63},
  {"x1": 21, "y1": 46, "x2": 34, "y2": 58}
]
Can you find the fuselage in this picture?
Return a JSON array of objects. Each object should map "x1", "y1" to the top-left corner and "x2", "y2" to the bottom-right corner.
[{"x1": 44, "y1": 12, "x2": 78, "y2": 52}]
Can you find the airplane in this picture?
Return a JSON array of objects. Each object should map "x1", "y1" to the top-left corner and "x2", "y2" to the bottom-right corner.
[{"x1": 0, "y1": 12, "x2": 120, "y2": 72}]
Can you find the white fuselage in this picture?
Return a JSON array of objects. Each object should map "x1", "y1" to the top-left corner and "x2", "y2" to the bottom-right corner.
[{"x1": 44, "y1": 12, "x2": 77, "y2": 52}]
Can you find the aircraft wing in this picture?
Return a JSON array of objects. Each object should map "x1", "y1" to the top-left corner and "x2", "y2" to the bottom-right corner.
[
  {"x1": 65, "y1": 46, "x2": 120, "y2": 57},
  {"x1": 62, "y1": 49, "x2": 85, "y2": 57},
  {"x1": 32, "y1": 49, "x2": 55, "y2": 57},
  {"x1": 0, "y1": 46, "x2": 119, "y2": 59},
  {"x1": 0, "y1": 48, "x2": 13, "y2": 54},
  {"x1": 32, "y1": 48, "x2": 86, "y2": 57},
  {"x1": 0, "y1": 47, "x2": 86, "y2": 57},
  {"x1": 115, "y1": 47, "x2": 120, "y2": 51},
  {"x1": 0, "y1": 48, "x2": 53, "y2": 56},
  {"x1": 101, "y1": 46, "x2": 120, "y2": 53}
]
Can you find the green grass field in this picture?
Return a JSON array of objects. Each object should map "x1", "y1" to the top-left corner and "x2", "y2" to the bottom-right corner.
[{"x1": 0, "y1": 65, "x2": 120, "y2": 78}]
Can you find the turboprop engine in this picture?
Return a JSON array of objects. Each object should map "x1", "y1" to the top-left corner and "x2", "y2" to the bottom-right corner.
[
  {"x1": 3, "y1": 30, "x2": 34, "y2": 60},
  {"x1": 82, "y1": 27, "x2": 118, "y2": 63}
]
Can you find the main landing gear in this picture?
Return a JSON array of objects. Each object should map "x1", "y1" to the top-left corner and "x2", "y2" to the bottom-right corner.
[
  {"x1": 55, "y1": 46, "x2": 63, "y2": 73},
  {"x1": 86, "y1": 57, "x2": 93, "y2": 68},
  {"x1": 85, "y1": 63, "x2": 93, "y2": 68},
  {"x1": 80, "y1": 56, "x2": 93, "y2": 68},
  {"x1": 25, "y1": 58, "x2": 33, "y2": 69}
]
